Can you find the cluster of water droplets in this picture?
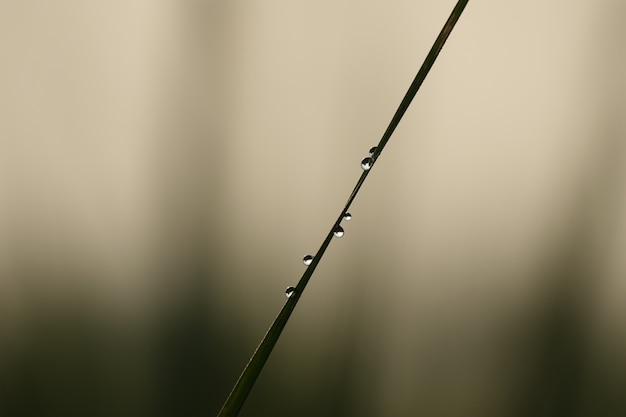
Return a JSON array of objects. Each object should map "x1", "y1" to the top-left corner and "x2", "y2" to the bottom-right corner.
[
  {"x1": 290, "y1": 212, "x2": 354, "y2": 296},
  {"x1": 289, "y1": 147, "x2": 377, "y2": 297},
  {"x1": 361, "y1": 146, "x2": 378, "y2": 171}
]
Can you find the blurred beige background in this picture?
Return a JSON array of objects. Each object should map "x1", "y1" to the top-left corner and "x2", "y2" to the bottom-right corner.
[{"x1": 1, "y1": 1, "x2": 625, "y2": 416}]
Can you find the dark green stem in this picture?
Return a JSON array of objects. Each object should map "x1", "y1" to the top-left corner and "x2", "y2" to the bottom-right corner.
[{"x1": 217, "y1": 1, "x2": 469, "y2": 415}]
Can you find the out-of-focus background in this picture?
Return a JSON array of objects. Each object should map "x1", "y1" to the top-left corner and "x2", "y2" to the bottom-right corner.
[{"x1": 1, "y1": 1, "x2": 625, "y2": 416}]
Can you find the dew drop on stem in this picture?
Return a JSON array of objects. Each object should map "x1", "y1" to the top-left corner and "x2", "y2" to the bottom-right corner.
[
  {"x1": 303, "y1": 255, "x2": 313, "y2": 266},
  {"x1": 333, "y1": 225, "x2": 345, "y2": 238},
  {"x1": 361, "y1": 157, "x2": 374, "y2": 171},
  {"x1": 343, "y1": 212, "x2": 352, "y2": 221},
  {"x1": 285, "y1": 286, "x2": 296, "y2": 298},
  {"x1": 369, "y1": 146, "x2": 377, "y2": 156}
]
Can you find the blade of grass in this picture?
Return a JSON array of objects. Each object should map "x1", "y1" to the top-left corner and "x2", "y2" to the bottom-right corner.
[{"x1": 217, "y1": 1, "x2": 470, "y2": 416}]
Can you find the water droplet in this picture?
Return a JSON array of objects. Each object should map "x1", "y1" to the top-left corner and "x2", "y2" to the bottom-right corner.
[
  {"x1": 303, "y1": 255, "x2": 314, "y2": 266},
  {"x1": 369, "y1": 146, "x2": 378, "y2": 156},
  {"x1": 333, "y1": 225, "x2": 345, "y2": 238},
  {"x1": 361, "y1": 157, "x2": 374, "y2": 171},
  {"x1": 285, "y1": 286, "x2": 296, "y2": 298},
  {"x1": 343, "y1": 212, "x2": 352, "y2": 221}
]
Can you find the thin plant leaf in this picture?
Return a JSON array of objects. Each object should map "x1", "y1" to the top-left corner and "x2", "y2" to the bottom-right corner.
[{"x1": 217, "y1": 1, "x2": 470, "y2": 416}]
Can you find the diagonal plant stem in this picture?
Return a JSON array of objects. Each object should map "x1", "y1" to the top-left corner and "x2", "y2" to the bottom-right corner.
[{"x1": 217, "y1": 1, "x2": 469, "y2": 416}]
